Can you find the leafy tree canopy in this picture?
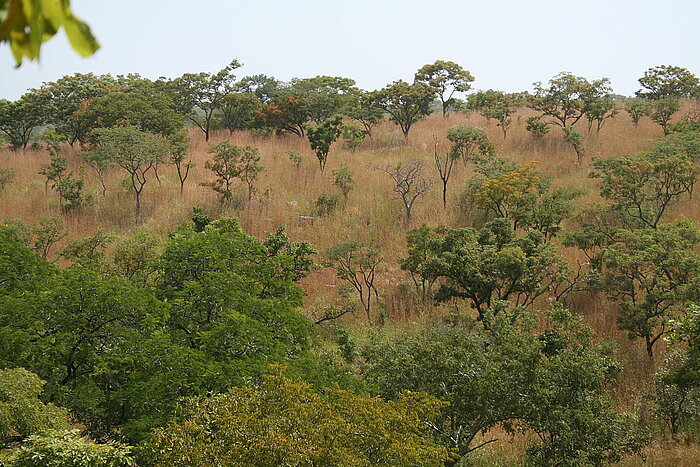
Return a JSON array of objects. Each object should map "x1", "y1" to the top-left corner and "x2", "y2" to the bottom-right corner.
[
  {"x1": 531, "y1": 72, "x2": 612, "y2": 128},
  {"x1": 637, "y1": 65, "x2": 699, "y2": 100},
  {"x1": 403, "y1": 218, "x2": 569, "y2": 320},
  {"x1": 368, "y1": 80, "x2": 435, "y2": 138},
  {"x1": 415, "y1": 60, "x2": 474, "y2": 117},
  {"x1": 142, "y1": 367, "x2": 449, "y2": 467},
  {"x1": 361, "y1": 306, "x2": 646, "y2": 465}
]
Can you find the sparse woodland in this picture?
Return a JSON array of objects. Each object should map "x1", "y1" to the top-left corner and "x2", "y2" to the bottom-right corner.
[{"x1": 2, "y1": 59, "x2": 700, "y2": 466}]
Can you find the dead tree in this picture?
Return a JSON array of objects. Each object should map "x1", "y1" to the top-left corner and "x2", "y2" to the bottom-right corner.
[{"x1": 372, "y1": 159, "x2": 432, "y2": 226}]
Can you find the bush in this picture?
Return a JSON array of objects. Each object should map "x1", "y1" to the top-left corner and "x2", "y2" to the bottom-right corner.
[
  {"x1": 4, "y1": 430, "x2": 134, "y2": 466},
  {"x1": 315, "y1": 193, "x2": 340, "y2": 217},
  {"x1": 0, "y1": 168, "x2": 14, "y2": 191}
]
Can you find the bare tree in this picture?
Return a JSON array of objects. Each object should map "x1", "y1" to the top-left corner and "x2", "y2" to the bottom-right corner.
[
  {"x1": 324, "y1": 241, "x2": 382, "y2": 322},
  {"x1": 433, "y1": 136, "x2": 459, "y2": 208},
  {"x1": 372, "y1": 159, "x2": 432, "y2": 226}
]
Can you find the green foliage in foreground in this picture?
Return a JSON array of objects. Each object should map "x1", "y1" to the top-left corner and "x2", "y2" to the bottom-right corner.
[
  {"x1": 361, "y1": 307, "x2": 648, "y2": 466},
  {"x1": 2, "y1": 430, "x2": 133, "y2": 467},
  {"x1": 141, "y1": 367, "x2": 449, "y2": 466},
  {"x1": 0, "y1": 368, "x2": 69, "y2": 442},
  {"x1": 0, "y1": 217, "x2": 325, "y2": 443},
  {"x1": 0, "y1": 0, "x2": 99, "y2": 66}
]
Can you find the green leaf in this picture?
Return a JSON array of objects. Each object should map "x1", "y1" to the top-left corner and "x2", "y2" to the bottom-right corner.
[
  {"x1": 61, "y1": 12, "x2": 99, "y2": 57},
  {"x1": 0, "y1": 0, "x2": 99, "y2": 65}
]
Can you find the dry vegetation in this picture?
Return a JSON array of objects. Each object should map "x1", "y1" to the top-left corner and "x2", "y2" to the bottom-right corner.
[{"x1": 1, "y1": 106, "x2": 697, "y2": 464}]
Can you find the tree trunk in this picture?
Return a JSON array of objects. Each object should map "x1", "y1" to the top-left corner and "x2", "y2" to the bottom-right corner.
[{"x1": 646, "y1": 335, "x2": 654, "y2": 358}]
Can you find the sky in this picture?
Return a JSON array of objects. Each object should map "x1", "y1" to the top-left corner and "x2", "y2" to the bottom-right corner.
[{"x1": 1, "y1": 0, "x2": 699, "y2": 99}]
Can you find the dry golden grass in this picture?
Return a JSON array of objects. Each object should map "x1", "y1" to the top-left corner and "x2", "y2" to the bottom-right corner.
[
  {"x1": 0, "y1": 107, "x2": 678, "y2": 337},
  {"x1": 2, "y1": 106, "x2": 698, "y2": 462}
]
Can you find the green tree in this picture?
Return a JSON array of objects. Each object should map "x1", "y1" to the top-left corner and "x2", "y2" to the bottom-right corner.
[
  {"x1": 161, "y1": 218, "x2": 315, "y2": 322},
  {"x1": 525, "y1": 116, "x2": 550, "y2": 138},
  {"x1": 138, "y1": 221, "x2": 315, "y2": 439},
  {"x1": 345, "y1": 91, "x2": 384, "y2": 137},
  {"x1": 111, "y1": 232, "x2": 160, "y2": 283},
  {"x1": 0, "y1": 266, "x2": 164, "y2": 431},
  {"x1": 340, "y1": 120, "x2": 366, "y2": 151},
  {"x1": 446, "y1": 124, "x2": 494, "y2": 165},
  {"x1": 637, "y1": 65, "x2": 699, "y2": 100},
  {"x1": 472, "y1": 163, "x2": 545, "y2": 228},
  {"x1": 625, "y1": 97, "x2": 652, "y2": 125},
  {"x1": 405, "y1": 219, "x2": 569, "y2": 320},
  {"x1": 585, "y1": 95, "x2": 618, "y2": 134},
  {"x1": 597, "y1": 221, "x2": 700, "y2": 357},
  {"x1": 166, "y1": 130, "x2": 192, "y2": 195},
  {"x1": 563, "y1": 124, "x2": 586, "y2": 163},
  {"x1": 467, "y1": 90, "x2": 526, "y2": 139},
  {"x1": 39, "y1": 154, "x2": 86, "y2": 211},
  {"x1": 0, "y1": 0, "x2": 99, "y2": 66},
  {"x1": 0, "y1": 219, "x2": 323, "y2": 443},
  {"x1": 239, "y1": 147, "x2": 264, "y2": 202},
  {"x1": 59, "y1": 230, "x2": 113, "y2": 269},
  {"x1": 85, "y1": 125, "x2": 171, "y2": 217},
  {"x1": 38, "y1": 152, "x2": 67, "y2": 191},
  {"x1": 649, "y1": 97, "x2": 681, "y2": 135},
  {"x1": 0, "y1": 92, "x2": 46, "y2": 149},
  {"x1": 401, "y1": 225, "x2": 441, "y2": 301},
  {"x1": 531, "y1": 72, "x2": 612, "y2": 128},
  {"x1": 368, "y1": 80, "x2": 435, "y2": 138},
  {"x1": 81, "y1": 142, "x2": 113, "y2": 197},
  {"x1": 361, "y1": 307, "x2": 646, "y2": 466},
  {"x1": 236, "y1": 74, "x2": 282, "y2": 103},
  {"x1": 0, "y1": 368, "x2": 69, "y2": 444},
  {"x1": 0, "y1": 222, "x2": 55, "y2": 294},
  {"x1": 305, "y1": 115, "x2": 343, "y2": 171},
  {"x1": 469, "y1": 163, "x2": 579, "y2": 239},
  {"x1": 171, "y1": 60, "x2": 241, "y2": 141},
  {"x1": 655, "y1": 122, "x2": 700, "y2": 158},
  {"x1": 203, "y1": 141, "x2": 241, "y2": 202},
  {"x1": 79, "y1": 88, "x2": 184, "y2": 138},
  {"x1": 31, "y1": 216, "x2": 65, "y2": 260},
  {"x1": 667, "y1": 306, "x2": 700, "y2": 419},
  {"x1": 331, "y1": 164, "x2": 354, "y2": 201},
  {"x1": 635, "y1": 66, "x2": 698, "y2": 135},
  {"x1": 414, "y1": 60, "x2": 474, "y2": 117},
  {"x1": 37, "y1": 73, "x2": 116, "y2": 146},
  {"x1": 530, "y1": 72, "x2": 612, "y2": 158},
  {"x1": 650, "y1": 350, "x2": 700, "y2": 436},
  {"x1": 217, "y1": 92, "x2": 261, "y2": 134},
  {"x1": 287, "y1": 75, "x2": 359, "y2": 124},
  {"x1": 141, "y1": 368, "x2": 448, "y2": 466},
  {"x1": 589, "y1": 149, "x2": 697, "y2": 229},
  {"x1": 4, "y1": 429, "x2": 134, "y2": 467},
  {"x1": 203, "y1": 141, "x2": 262, "y2": 202}
]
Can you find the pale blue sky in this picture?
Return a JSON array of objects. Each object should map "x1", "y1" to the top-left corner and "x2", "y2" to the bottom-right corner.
[{"x1": 2, "y1": 0, "x2": 698, "y2": 99}]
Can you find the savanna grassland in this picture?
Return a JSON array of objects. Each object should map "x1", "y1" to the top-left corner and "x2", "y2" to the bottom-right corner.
[{"x1": 2, "y1": 101, "x2": 700, "y2": 464}]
